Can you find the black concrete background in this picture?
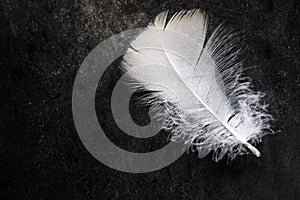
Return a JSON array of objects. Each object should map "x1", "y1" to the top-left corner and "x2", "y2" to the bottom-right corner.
[{"x1": 1, "y1": 0, "x2": 300, "y2": 199}]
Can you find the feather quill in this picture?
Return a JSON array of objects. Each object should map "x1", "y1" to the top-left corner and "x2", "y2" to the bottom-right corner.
[{"x1": 121, "y1": 9, "x2": 273, "y2": 161}]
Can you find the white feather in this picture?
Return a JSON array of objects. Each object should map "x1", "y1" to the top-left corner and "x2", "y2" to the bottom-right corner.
[{"x1": 121, "y1": 9, "x2": 273, "y2": 161}]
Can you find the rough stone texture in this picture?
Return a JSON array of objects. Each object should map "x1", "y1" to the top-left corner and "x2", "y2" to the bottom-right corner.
[{"x1": 1, "y1": 0, "x2": 299, "y2": 199}]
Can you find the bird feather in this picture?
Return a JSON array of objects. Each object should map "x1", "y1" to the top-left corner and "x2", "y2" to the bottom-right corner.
[{"x1": 121, "y1": 9, "x2": 273, "y2": 161}]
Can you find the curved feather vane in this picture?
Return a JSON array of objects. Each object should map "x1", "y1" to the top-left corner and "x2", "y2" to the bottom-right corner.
[{"x1": 121, "y1": 9, "x2": 273, "y2": 161}]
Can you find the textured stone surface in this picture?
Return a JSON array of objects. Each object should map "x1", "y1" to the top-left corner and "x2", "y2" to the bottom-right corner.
[{"x1": 1, "y1": 0, "x2": 299, "y2": 199}]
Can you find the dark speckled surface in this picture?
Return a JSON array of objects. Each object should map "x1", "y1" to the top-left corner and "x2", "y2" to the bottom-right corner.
[{"x1": 1, "y1": 0, "x2": 300, "y2": 199}]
